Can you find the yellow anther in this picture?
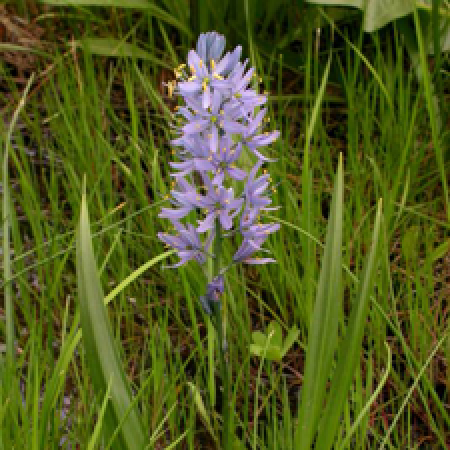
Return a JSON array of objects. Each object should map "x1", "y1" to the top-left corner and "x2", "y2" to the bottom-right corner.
[
  {"x1": 188, "y1": 75, "x2": 197, "y2": 82},
  {"x1": 263, "y1": 169, "x2": 268, "y2": 174},
  {"x1": 168, "y1": 81, "x2": 174, "y2": 98},
  {"x1": 263, "y1": 90, "x2": 268, "y2": 95},
  {"x1": 199, "y1": 59, "x2": 203, "y2": 68},
  {"x1": 211, "y1": 116, "x2": 217, "y2": 123},
  {"x1": 195, "y1": 124, "x2": 201, "y2": 129},
  {"x1": 213, "y1": 74, "x2": 224, "y2": 80},
  {"x1": 208, "y1": 156, "x2": 213, "y2": 161},
  {"x1": 220, "y1": 109, "x2": 224, "y2": 115},
  {"x1": 259, "y1": 77, "x2": 262, "y2": 83},
  {"x1": 235, "y1": 93, "x2": 242, "y2": 99},
  {"x1": 174, "y1": 105, "x2": 179, "y2": 111},
  {"x1": 210, "y1": 59, "x2": 215, "y2": 70},
  {"x1": 190, "y1": 64, "x2": 195, "y2": 73},
  {"x1": 202, "y1": 80, "x2": 207, "y2": 91},
  {"x1": 196, "y1": 195, "x2": 201, "y2": 201},
  {"x1": 208, "y1": 133, "x2": 212, "y2": 138},
  {"x1": 205, "y1": 209, "x2": 209, "y2": 214},
  {"x1": 264, "y1": 131, "x2": 269, "y2": 136},
  {"x1": 225, "y1": 199, "x2": 230, "y2": 204},
  {"x1": 222, "y1": 147, "x2": 226, "y2": 153}
]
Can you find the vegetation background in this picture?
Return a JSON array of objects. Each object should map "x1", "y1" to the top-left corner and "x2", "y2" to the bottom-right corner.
[{"x1": 0, "y1": 0, "x2": 449, "y2": 448}]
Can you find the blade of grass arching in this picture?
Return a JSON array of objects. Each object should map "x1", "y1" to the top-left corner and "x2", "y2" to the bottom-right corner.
[
  {"x1": 88, "y1": 377, "x2": 113, "y2": 450},
  {"x1": 339, "y1": 342, "x2": 391, "y2": 450},
  {"x1": 413, "y1": 9, "x2": 449, "y2": 221},
  {"x1": 78, "y1": 38, "x2": 172, "y2": 69},
  {"x1": 3, "y1": 73, "x2": 34, "y2": 369},
  {"x1": 296, "y1": 154, "x2": 344, "y2": 450},
  {"x1": 104, "y1": 249, "x2": 174, "y2": 305},
  {"x1": 76, "y1": 181, "x2": 145, "y2": 449},
  {"x1": 315, "y1": 199, "x2": 382, "y2": 450},
  {"x1": 380, "y1": 332, "x2": 448, "y2": 450},
  {"x1": 39, "y1": 0, "x2": 192, "y2": 37}
]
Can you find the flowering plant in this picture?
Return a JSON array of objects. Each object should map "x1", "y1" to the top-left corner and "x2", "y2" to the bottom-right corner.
[{"x1": 158, "y1": 32, "x2": 280, "y2": 311}]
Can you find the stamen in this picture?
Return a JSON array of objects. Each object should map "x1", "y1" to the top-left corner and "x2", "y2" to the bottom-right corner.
[{"x1": 210, "y1": 59, "x2": 215, "y2": 70}]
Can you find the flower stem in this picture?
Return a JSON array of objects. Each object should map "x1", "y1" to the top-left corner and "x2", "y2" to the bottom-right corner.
[{"x1": 213, "y1": 217, "x2": 230, "y2": 449}]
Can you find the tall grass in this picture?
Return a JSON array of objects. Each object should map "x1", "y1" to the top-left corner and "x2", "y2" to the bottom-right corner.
[{"x1": 0, "y1": 1, "x2": 448, "y2": 448}]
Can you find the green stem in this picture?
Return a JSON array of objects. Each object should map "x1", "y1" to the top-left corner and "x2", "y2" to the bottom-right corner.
[{"x1": 213, "y1": 218, "x2": 230, "y2": 449}]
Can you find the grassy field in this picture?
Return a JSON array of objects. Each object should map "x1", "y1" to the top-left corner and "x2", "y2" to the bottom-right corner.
[{"x1": 1, "y1": 1, "x2": 449, "y2": 449}]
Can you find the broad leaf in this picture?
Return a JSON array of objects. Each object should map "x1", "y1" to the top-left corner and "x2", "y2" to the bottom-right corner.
[
  {"x1": 306, "y1": 0, "x2": 415, "y2": 32},
  {"x1": 76, "y1": 184, "x2": 145, "y2": 449},
  {"x1": 296, "y1": 154, "x2": 343, "y2": 450},
  {"x1": 315, "y1": 199, "x2": 383, "y2": 450}
]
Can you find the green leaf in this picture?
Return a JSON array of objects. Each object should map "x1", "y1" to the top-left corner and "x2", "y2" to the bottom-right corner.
[
  {"x1": 306, "y1": 0, "x2": 415, "y2": 31},
  {"x1": 88, "y1": 377, "x2": 113, "y2": 450},
  {"x1": 315, "y1": 199, "x2": 383, "y2": 450},
  {"x1": 76, "y1": 181, "x2": 145, "y2": 449},
  {"x1": 250, "y1": 344, "x2": 283, "y2": 361},
  {"x1": 281, "y1": 326, "x2": 299, "y2": 359},
  {"x1": 187, "y1": 382, "x2": 219, "y2": 446},
  {"x1": 267, "y1": 321, "x2": 283, "y2": 349},
  {"x1": 251, "y1": 331, "x2": 268, "y2": 348},
  {"x1": 296, "y1": 154, "x2": 344, "y2": 450},
  {"x1": 77, "y1": 38, "x2": 172, "y2": 69},
  {"x1": 39, "y1": 0, "x2": 192, "y2": 37}
]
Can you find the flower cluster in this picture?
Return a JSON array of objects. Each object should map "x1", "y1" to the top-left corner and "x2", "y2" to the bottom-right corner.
[{"x1": 158, "y1": 31, "x2": 280, "y2": 273}]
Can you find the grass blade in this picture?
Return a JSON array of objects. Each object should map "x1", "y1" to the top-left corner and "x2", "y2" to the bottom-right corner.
[
  {"x1": 413, "y1": 9, "x2": 449, "y2": 221},
  {"x1": 380, "y1": 332, "x2": 448, "y2": 450},
  {"x1": 76, "y1": 180, "x2": 145, "y2": 449},
  {"x1": 3, "y1": 73, "x2": 34, "y2": 368},
  {"x1": 296, "y1": 154, "x2": 344, "y2": 450},
  {"x1": 315, "y1": 199, "x2": 383, "y2": 449},
  {"x1": 39, "y1": 0, "x2": 192, "y2": 37},
  {"x1": 88, "y1": 377, "x2": 113, "y2": 450}
]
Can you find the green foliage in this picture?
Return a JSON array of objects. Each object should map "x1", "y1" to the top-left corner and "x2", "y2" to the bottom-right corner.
[
  {"x1": 76, "y1": 183, "x2": 145, "y2": 449},
  {"x1": 1, "y1": 1, "x2": 448, "y2": 448},
  {"x1": 250, "y1": 321, "x2": 299, "y2": 361}
]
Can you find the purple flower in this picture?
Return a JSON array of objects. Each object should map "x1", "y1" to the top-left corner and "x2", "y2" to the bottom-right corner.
[
  {"x1": 200, "y1": 274, "x2": 224, "y2": 315},
  {"x1": 158, "y1": 221, "x2": 213, "y2": 267},
  {"x1": 158, "y1": 178, "x2": 197, "y2": 221},
  {"x1": 159, "y1": 30, "x2": 280, "y2": 273},
  {"x1": 191, "y1": 176, "x2": 243, "y2": 232}
]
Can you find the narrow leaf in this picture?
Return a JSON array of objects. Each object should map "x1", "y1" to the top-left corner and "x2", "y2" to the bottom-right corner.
[
  {"x1": 76, "y1": 182, "x2": 145, "y2": 449},
  {"x1": 315, "y1": 199, "x2": 383, "y2": 450},
  {"x1": 296, "y1": 154, "x2": 344, "y2": 450}
]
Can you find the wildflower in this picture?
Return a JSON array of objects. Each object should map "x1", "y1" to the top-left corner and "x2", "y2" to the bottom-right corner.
[
  {"x1": 200, "y1": 274, "x2": 225, "y2": 315},
  {"x1": 158, "y1": 31, "x2": 279, "y2": 270},
  {"x1": 158, "y1": 221, "x2": 214, "y2": 267}
]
